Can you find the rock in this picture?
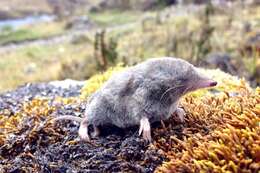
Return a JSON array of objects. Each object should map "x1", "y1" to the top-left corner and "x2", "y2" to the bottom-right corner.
[
  {"x1": 204, "y1": 53, "x2": 238, "y2": 75},
  {"x1": 65, "y1": 16, "x2": 94, "y2": 30},
  {"x1": 0, "y1": 82, "x2": 83, "y2": 114},
  {"x1": 49, "y1": 79, "x2": 85, "y2": 89}
]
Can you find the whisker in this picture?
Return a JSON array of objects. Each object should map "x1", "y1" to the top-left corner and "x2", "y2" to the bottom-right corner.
[
  {"x1": 183, "y1": 85, "x2": 191, "y2": 94},
  {"x1": 160, "y1": 85, "x2": 184, "y2": 101}
]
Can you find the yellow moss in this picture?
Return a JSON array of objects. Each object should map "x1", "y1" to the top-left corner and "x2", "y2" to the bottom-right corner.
[
  {"x1": 54, "y1": 97, "x2": 80, "y2": 105},
  {"x1": 0, "y1": 99, "x2": 55, "y2": 146},
  {"x1": 155, "y1": 72, "x2": 260, "y2": 173}
]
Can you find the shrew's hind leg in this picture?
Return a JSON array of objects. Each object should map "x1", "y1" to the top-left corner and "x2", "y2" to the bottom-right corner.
[
  {"x1": 138, "y1": 117, "x2": 152, "y2": 142},
  {"x1": 92, "y1": 125, "x2": 100, "y2": 137},
  {"x1": 78, "y1": 118, "x2": 90, "y2": 141}
]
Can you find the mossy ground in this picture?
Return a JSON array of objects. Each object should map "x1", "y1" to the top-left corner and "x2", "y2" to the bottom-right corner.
[{"x1": 1, "y1": 66, "x2": 259, "y2": 172}]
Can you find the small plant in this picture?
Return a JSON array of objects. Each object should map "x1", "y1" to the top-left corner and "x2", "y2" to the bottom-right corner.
[
  {"x1": 194, "y1": 2, "x2": 215, "y2": 63},
  {"x1": 94, "y1": 30, "x2": 118, "y2": 71}
]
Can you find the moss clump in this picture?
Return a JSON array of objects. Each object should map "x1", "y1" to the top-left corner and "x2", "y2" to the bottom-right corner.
[{"x1": 154, "y1": 82, "x2": 260, "y2": 173}]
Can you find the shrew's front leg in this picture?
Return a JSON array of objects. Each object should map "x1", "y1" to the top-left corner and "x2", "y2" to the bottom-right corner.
[{"x1": 174, "y1": 107, "x2": 185, "y2": 122}]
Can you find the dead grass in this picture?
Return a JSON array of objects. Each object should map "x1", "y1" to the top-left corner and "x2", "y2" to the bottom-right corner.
[{"x1": 0, "y1": 42, "x2": 94, "y2": 92}]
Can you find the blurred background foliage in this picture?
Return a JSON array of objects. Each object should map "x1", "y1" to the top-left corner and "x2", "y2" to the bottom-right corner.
[{"x1": 0, "y1": 0, "x2": 259, "y2": 92}]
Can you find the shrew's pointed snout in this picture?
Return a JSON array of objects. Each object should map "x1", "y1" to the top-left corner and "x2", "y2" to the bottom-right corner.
[
  {"x1": 201, "y1": 79, "x2": 217, "y2": 88},
  {"x1": 195, "y1": 79, "x2": 218, "y2": 89}
]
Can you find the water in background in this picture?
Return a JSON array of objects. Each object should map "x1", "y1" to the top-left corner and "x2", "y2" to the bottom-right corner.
[{"x1": 0, "y1": 14, "x2": 55, "y2": 29}]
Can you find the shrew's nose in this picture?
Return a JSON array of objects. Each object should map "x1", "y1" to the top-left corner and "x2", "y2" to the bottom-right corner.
[{"x1": 209, "y1": 81, "x2": 217, "y2": 87}]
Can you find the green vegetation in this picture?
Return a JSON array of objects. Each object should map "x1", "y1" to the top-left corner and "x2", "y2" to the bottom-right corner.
[
  {"x1": 0, "y1": 28, "x2": 40, "y2": 45},
  {"x1": 0, "y1": 22, "x2": 65, "y2": 45},
  {"x1": 0, "y1": 9, "x2": 141, "y2": 45}
]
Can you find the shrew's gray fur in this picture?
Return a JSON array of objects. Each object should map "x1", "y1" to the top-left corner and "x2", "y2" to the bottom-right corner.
[{"x1": 86, "y1": 57, "x2": 198, "y2": 127}]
